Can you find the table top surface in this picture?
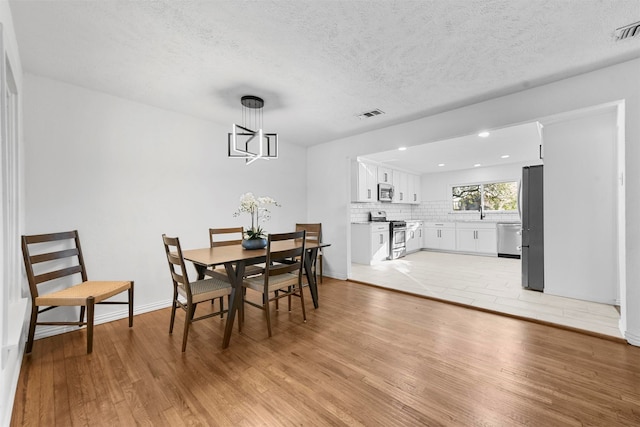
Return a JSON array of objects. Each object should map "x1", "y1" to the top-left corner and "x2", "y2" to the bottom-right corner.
[{"x1": 183, "y1": 241, "x2": 328, "y2": 266}]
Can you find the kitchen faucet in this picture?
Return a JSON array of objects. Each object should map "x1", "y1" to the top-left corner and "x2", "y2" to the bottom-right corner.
[{"x1": 480, "y1": 205, "x2": 485, "y2": 220}]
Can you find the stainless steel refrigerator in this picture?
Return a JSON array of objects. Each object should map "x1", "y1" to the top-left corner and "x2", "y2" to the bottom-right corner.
[{"x1": 520, "y1": 165, "x2": 544, "y2": 291}]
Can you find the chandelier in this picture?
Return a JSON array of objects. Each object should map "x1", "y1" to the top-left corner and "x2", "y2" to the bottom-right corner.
[{"x1": 228, "y1": 95, "x2": 278, "y2": 165}]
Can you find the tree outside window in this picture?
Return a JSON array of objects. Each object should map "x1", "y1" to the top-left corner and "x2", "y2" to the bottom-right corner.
[
  {"x1": 452, "y1": 185, "x2": 481, "y2": 210},
  {"x1": 452, "y1": 181, "x2": 518, "y2": 211},
  {"x1": 483, "y1": 182, "x2": 518, "y2": 210}
]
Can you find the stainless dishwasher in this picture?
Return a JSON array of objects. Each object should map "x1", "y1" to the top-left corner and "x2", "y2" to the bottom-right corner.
[{"x1": 497, "y1": 223, "x2": 522, "y2": 258}]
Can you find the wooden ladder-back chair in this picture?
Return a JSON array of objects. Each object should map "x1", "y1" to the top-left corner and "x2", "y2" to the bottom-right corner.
[
  {"x1": 295, "y1": 223, "x2": 323, "y2": 283},
  {"x1": 207, "y1": 227, "x2": 264, "y2": 311},
  {"x1": 21, "y1": 230, "x2": 134, "y2": 354},
  {"x1": 162, "y1": 234, "x2": 232, "y2": 352},
  {"x1": 208, "y1": 227, "x2": 263, "y2": 276},
  {"x1": 242, "y1": 230, "x2": 307, "y2": 337}
]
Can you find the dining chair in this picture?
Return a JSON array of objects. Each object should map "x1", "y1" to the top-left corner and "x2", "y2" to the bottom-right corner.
[
  {"x1": 242, "y1": 230, "x2": 307, "y2": 337},
  {"x1": 162, "y1": 234, "x2": 232, "y2": 352},
  {"x1": 21, "y1": 230, "x2": 134, "y2": 354},
  {"x1": 295, "y1": 223, "x2": 323, "y2": 283},
  {"x1": 207, "y1": 227, "x2": 264, "y2": 313},
  {"x1": 208, "y1": 227, "x2": 264, "y2": 276}
]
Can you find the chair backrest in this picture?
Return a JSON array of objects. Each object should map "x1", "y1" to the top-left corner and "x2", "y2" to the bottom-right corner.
[
  {"x1": 264, "y1": 231, "x2": 306, "y2": 281},
  {"x1": 295, "y1": 223, "x2": 321, "y2": 244},
  {"x1": 21, "y1": 230, "x2": 88, "y2": 299},
  {"x1": 162, "y1": 234, "x2": 193, "y2": 299},
  {"x1": 209, "y1": 227, "x2": 245, "y2": 247}
]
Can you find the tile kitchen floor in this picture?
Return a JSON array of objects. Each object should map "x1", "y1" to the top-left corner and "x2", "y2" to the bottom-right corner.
[{"x1": 349, "y1": 250, "x2": 623, "y2": 339}]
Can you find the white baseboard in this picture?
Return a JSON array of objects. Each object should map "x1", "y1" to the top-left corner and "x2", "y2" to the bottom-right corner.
[
  {"x1": 625, "y1": 329, "x2": 640, "y2": 347},
  {"x1": 33, "y1": 299, "x2": 172, "y2": 341}
]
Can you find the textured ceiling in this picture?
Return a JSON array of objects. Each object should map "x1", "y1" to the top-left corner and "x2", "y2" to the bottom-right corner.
[{"x1": 8, "y1": 0, "x2": 640, "y2": 147}]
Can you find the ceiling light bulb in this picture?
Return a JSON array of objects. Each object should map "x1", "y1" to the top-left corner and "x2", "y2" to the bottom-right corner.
[
  {"x1": 501, "y1": 155, "x2": 510, "y2": 158},
  {"x1": 438, "y1": 163, "x2": 445, "y2": 167},
  {"x1": 474, "y1": 163, "x2": 481, "y2": 167},
  {"x1": 398, "y1": 147, "x2": 407, "y2": 151},
  {"x1": 478, "y1": 131, "x2": 490, "y2": 138}
]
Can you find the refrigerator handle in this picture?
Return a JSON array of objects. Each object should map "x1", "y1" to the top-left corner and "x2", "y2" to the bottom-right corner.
[{"x1": 517, "y1": 179, "x2": 522, "y2": 222}]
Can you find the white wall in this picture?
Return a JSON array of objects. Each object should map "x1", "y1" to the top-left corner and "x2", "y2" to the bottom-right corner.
[
  {"x1": 421, "y1": 161, "x2": 536, "y2": 200},
  {"x1": 308, "y1": 58, "x2": 640, "y2": 344},
  {"x1": 543, "y1": 108, "x2": 618, "y2": 304},
  {"x1": 22, "y1": 74, "x2": 307, "y2": 331}
]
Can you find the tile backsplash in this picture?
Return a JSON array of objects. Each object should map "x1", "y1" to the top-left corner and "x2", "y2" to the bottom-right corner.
[{"x1": 351, "y1": 200, "x2": 520, "y2": 223}]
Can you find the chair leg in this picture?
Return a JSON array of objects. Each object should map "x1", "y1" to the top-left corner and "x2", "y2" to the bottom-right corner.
[
  {"x1": 240, "y1": 290, "x2": 245, "y2": 325},
  {"x1": 86, "y1": 297, "x2": 95, "y2": 354},
  {"x1": 79, "y1": 306, "x2": 85, "y2": 326},
  {"x1": 288, "y1": 288, "x2": 292, "y2": 312},
  {"x1": 169, "y1": 296, "x2": 177, "y2": 334},
  {"x1": 219, "y1": 296, "x2": 224, "y2": 319},
  {"x1": 274, "y1": 290, "x2": 279, "y2": 311},
  {"x1": 182, "y1": 303, "x2": 194, "y2": 352},
  {"x1": 264, "y1": 291, "x2": 272, "y2": 338},
  {"x1": 26, "y1": 303, "x2": 38, "y2": 354},
  {"x1": 299, "y1": 283, "x2": 307, "y2": 323},
  {"x1": 128, "y1": 281, "x2": 134, "y2": 327},
  {"x1": 319, "y1": 255, "x2": 323, "y2": 284}
]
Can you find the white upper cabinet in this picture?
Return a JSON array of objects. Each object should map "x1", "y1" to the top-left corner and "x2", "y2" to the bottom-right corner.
[
  {"x1": 392, "y1": 170, "x2": 420, "y2": 205},
  {"x1": 377, "y1": 166, "x2": 392, "y2": 184},
  {"x1": 410, "y1": 174, "x2": 421, "y2": 204},
  {"x1": 351, "y1": 159, "x2": 420, "y2": 204},
  {"x1": 351, "y1": 160, "x2": 378, "y2": 202},
  {"x1": 392, "y1": 170, "x2": 408, "y2": 203}
]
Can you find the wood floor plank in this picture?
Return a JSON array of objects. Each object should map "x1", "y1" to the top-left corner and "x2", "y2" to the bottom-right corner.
[{"x1": 11, "y1": 279, "x2": 640, "y2": 426}]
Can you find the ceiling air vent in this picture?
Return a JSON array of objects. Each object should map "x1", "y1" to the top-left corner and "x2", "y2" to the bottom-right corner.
[
  {"x1": 615, "y1": 21, "x2": 640, "y2": 41},
  {"x1": 357, "y1": 109, "x2": 385, "y2": 119}
]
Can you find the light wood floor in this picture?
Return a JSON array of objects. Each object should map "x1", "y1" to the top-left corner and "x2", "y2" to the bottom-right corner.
[
  {"x1": 351, "y1": 251, "x2": 622, "y2": 338},
  {"x1": 12, "y1": 279, "x2": 640, "y2": 426}
]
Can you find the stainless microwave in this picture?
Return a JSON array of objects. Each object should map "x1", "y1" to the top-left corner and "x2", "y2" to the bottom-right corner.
[{"x1": 378, "y1": 183, "x2": 394, "y2": 202}]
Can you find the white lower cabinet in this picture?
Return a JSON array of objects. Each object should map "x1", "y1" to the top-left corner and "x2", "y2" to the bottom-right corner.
[
  {"x1": 423, "y1": 222, "x2": 456, "y2": 251},
  {"x1": 455, "y1": 222, "x2": 497, "y2": 255},
  {"x1": 351, "y1": 223, "x2": 390, "y2": 264},
  {"x1": 406, "y1": 221, "x2": 423, "y2": 253}
]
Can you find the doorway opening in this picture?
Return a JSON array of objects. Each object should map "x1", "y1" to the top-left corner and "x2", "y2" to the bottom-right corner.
[{"x1": 347, "y1": 101, "x2": 625, "y2": 339}]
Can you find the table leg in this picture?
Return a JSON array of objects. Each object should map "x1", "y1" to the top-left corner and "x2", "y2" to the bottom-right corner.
[
  {"x1": 305, "y1": 248, "x2": 319, "y2": 309},
  {"x1": 194, "y1": 263, "x2": 207, "y2": 280},
  {"x1": 222, "y1": 261, "x2": 245, "y2": 349}
]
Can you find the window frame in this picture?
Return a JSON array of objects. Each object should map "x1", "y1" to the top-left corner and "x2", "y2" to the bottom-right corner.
[{"x1": 450, "y1": 179, "x2": 519, "y2": 213}]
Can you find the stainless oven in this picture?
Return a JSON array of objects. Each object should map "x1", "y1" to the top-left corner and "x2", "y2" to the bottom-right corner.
[{"x1": 389, "y1": 220, "x2": 407, "y2": 260}]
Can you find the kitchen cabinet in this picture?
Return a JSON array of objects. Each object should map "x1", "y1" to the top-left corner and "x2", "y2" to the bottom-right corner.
[
  {"x1": 392, "y1": 170, "x2": 408, "y2": 203},
  {"x1": 409, "y1": 174, "x2": 421, "y2": 204},
  {"x1": 423, "y1": 222, "x2": 456, "y2": 251},
  {"x1": 406, "y1": 221, "x2": 423, "y2": 253},
  {"x1": 391, "y1": 170, "x2": 420, "y2": 204},
  {"x1": 377, "y1": 166, "x2": 392, "y2": 184},
  {"x1": 351, "y1": 222, "x2": 390, "y2": 264},
  {"x1": 351, "y1": 160, "x2": 377, "y2": 202},
  {"x1": 455, "y1": 222, "x2": 497, "y2": 255}
]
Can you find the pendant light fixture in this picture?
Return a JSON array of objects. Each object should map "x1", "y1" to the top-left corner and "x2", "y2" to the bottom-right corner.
[{"x1": 228, "y1": 95, "x2": 278, "y2": 165}]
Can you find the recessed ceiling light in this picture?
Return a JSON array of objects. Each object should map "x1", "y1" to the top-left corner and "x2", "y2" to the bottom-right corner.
[
  {"x1": 501, "y1": 154, "x2": 510, "y2": 159},
  {"x1": 474, "y1": 163, "x2": 481, "y2": 167},
  {"x1": 438, "y1": 163, "x2": 445, "y2": 167},
  {"x1": 478, "y1": 131, "x2": 490, "y2": 138},
  {"x1": 398, "y1": 147, "x2": 407, "y2": 151}
]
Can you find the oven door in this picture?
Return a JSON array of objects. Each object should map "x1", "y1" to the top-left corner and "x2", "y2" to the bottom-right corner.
[{"x1": 389, "y1": 227, "x2": 407, "y2": 259}]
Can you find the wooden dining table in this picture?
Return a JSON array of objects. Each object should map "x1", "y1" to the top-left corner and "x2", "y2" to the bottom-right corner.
[{"x1": 182, "y1": 240, "x2": 329, "y2": 348}]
